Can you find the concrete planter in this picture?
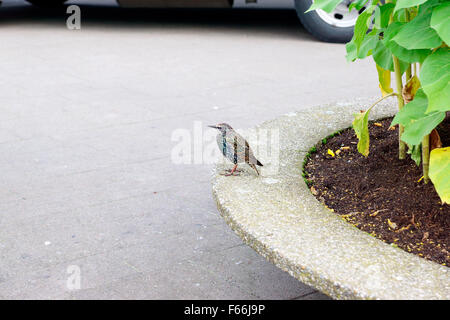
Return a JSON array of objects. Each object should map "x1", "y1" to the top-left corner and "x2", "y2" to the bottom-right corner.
[{"x1": 211, "y1": 98, "x2": 450, "y2": 299}]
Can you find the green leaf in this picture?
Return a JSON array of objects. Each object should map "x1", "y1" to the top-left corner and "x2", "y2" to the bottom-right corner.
[
  {"x1": 353, "y1": 9, "x2": 373, "y2": 52},
  {"x1": 394, "y1": 0, "x2": 428, "y2": 13},
  {"x1": 306, "y1": 0, "x2": 342, "y2": 13},
  {"x1": 353, "y1": 110, "x2": 371, "y2": 157},
  {"x1": 430, "y1": 2, "x2": 450, "y2": 45},
  {"x1": 393, "y1": 8, "x2": 408, "y2": 23},
  {"x1": 401, "y1": 112, "x2": 445, "y2": 145},
  {"x1": 418, "y1": 0, "x2": 442, "y2": 15},
  {"x1": 374, "y1": 3, "x2": 395, "y2": 29},
  {"x1": 349, "y1": 0, "x2": 370, "y2": 11},
  {"x1": 358, "y1": 32, "x2": 379, "y2": 59},
  {"x1": 391, "y1": 89, "x2": 428, "y2": 126},
  {"x1": 373, "y1": 41, "x2": 394, "y2": 71},
  {"x1": 347, "y1": 28, "x2": 380, "y2": 62},
  {"x1": 420, "y1": 48, "x2": 450, "y2": 113},
  {"x1": 407, "y1": 144, "x2": 422, "y2": 166},
  {"x1": 383, "y1": 22, "x2": 430, "y2": 64},
  {"x1": 429, "y1": 147, "x2": 450, "y2": 204},
  {"x1": 373, "y1": 41, "x2": 410, "y2": 73},
  {"x1": 393, "y1": 11, "x2": 443, "y2": 49},
  {"x1": 346, "y1": 39, "x2": 357, "y2": 62},
  {"x1": 392, "y1": 88, "x2": 446, "y2": 146}
]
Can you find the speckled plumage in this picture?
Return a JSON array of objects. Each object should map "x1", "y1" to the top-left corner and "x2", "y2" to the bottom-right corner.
[{"x1": 210, "y1": 123, "x2": 263, "y2": 175}]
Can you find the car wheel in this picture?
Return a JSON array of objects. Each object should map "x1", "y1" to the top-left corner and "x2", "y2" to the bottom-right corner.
[
  {"x1": 294, "y1": 0, "x2": 362, "y2": 43},
  {"x1": 26, "y1": 0, "x2": 67, "y2": 7}
]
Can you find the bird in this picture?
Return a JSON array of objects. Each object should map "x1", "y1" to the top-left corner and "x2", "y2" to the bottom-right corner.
[{"x1": 208, "y1": 123, "x2": 263, "y2": 176}]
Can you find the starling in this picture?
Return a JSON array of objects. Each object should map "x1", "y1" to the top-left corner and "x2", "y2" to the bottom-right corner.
[{"x1": 208, "y1": 123, "x2": 263, "y2": 176}]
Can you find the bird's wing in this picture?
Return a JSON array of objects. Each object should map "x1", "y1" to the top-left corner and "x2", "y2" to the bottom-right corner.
[{"x1": 225, "y1": 131, "x2": 259, "y2": 164}]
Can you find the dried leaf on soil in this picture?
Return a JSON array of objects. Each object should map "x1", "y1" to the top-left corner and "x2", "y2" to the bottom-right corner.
[
  {"x1": 327, "y1": 149, "x2": 335, "y2": 157},
  {"x1": 387, "y1": 219, "x2": 398, "y2": 230}
]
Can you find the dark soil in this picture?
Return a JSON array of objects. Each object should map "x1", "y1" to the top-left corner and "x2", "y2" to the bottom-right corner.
[{"x1": 304, "y1": 116, "x2": 450, "y2": 266}]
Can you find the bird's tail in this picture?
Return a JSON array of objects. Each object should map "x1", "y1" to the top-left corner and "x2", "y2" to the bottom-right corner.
[
  {"x1": 256, "y1": 160, "x2": 263, "y2": 166},
  {"x1": 250, "y1": 164, "x2": 260, "y2": 176}
]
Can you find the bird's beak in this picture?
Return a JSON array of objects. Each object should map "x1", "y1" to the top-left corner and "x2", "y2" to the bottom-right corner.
[{"x1": 208, "y1": 125, "x2": 219, "y2": 129}]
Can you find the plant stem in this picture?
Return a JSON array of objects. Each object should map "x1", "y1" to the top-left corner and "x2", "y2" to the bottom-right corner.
[
  {"x1": 422, "y1": 135, "x2": 430, "y2": 183},
  {"x1": 406, "y1": 64, "x2": 412, "y2": 81},
  {"x1": 367, "y1": 92, "x2": 398, "y2": 112},
  {"x1": 393, "y1": 56, "x2": 406, "y2": 159},
  {"x1": 404, "y1": 13, "x2": 412, "y2": 82}
]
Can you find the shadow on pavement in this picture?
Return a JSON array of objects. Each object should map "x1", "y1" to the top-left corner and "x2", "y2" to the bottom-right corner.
[{"x1": 0, "y1": 3, "x2": 315, "y2": 41}]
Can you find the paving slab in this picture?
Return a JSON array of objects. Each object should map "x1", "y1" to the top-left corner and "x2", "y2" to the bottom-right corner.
[
  {"x1": 212, "y1": 98, "x2": 450, "y2": 299},
  {"x1": 0, "y1": 1, "x2": 382, "y2": 299}
]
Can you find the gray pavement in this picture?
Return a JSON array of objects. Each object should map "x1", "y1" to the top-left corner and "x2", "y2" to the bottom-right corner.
[{"x1": 0, "y1": 0, "x2": 379, "y2": 299}]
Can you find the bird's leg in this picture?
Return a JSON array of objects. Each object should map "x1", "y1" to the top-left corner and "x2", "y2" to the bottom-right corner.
[
  {"x1": 224, "y1": 166, "x2": 242, "y2": 173},
  {"x1": 220, "y1": 164, "x2": 240, "y2": 176},
  {"x1": 230, "y1": 164, "x2": 238, "y2": 175}
]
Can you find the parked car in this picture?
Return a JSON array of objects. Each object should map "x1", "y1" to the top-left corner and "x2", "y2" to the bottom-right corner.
[{"x1": 25, "y1": 0, "x2": 360, "y2": 43}]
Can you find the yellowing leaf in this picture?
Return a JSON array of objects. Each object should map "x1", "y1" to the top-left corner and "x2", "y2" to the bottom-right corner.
[
  {"x1": 429, "y1": 147, "x2": 450, "y2": 204},
  {"x1": 402, "y1": 75, "x2": 421, "y2": 104},
  {"x1": 374, "y1": 122, "x2": 383, "y2": 127},
  {"x1": 376, "y1": 64, "x2": 393, "y2": 97},
  {"x1": 353, "y1": 111, "x2": 370, "y2": 157},
  {"x1": 327, "y1": 149, "x2": 335, "y2": 157},
  {"x1": 352, "y1": 93, "x2": 397, "y2": 158},
  {"x1": 379, "y1": 83, "x2": 394, "y2": 97}
]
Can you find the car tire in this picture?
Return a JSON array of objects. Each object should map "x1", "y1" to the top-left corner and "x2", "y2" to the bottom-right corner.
[
  {"x1": 294, "y1": 0, "x2": 358, "y2": 43},
  {"x1": 26, "y1": 0, "x2": 67, "y2": 7}
]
